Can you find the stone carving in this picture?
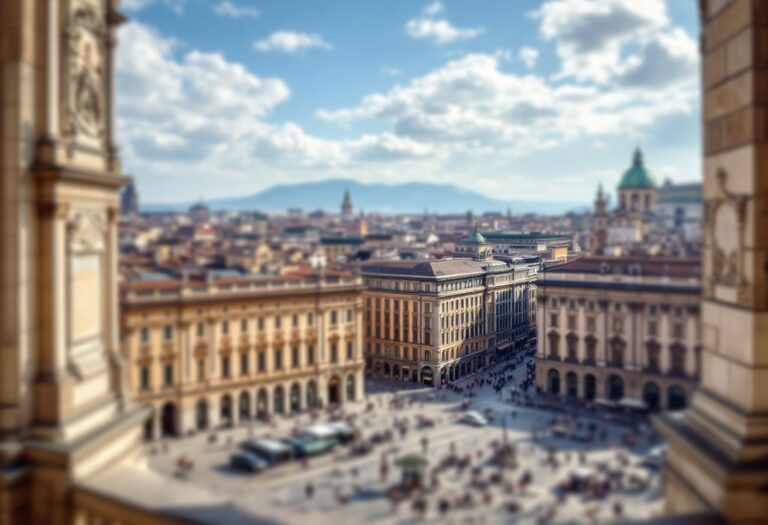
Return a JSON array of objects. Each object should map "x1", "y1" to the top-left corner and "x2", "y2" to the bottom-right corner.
[
  {"x1": 68, "y1": 209, "x2": 107, "y2": 252},
  {"x1": 65, "y1": 1, "x2": 106, "y2": 139},
  {"x1": 708, "y1": 169, "x2": 748, "y2": 287}
]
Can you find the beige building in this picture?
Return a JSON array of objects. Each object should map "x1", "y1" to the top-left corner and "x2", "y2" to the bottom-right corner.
[
  {"x1": 361, "y1": 254, "x2": 538, "y2": 386},
  {"x1": 536, "y1": 257, "x2": 701, "y2": 411},
  {"x1": 120, "y1": 271, "x2": 365, "y2": 439}
]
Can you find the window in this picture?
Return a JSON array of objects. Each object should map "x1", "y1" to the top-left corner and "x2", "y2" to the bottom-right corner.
[
  {"x1": 197, "y1": 359, "x2": 205, "y2": 382},
  {"x1": 307, "y1": 312, "x2": 314, "y2": 325},
  {"x1": 275, "y1": 316, "x2": 282, "y2": 330},
  {"x1": 585, "y1": 338, "x2": 597, "y2": 362},
  {"x1": 163, "y1": 325, "x2": 173, "y2": 341},
  {"x1": 163, "y1": 363, "x2": 173, "y2": 387},
  {"x1": 306, "y1": 345, "x2": 315, "y2": 365},
  {"x1": 140, "y1": 365, "x2": 150, "y2": 390},
  {"x1": 567, "y1": 336, "x2": 577, "y2": 359},
  {"x1": 610, "y1": 340, "x2": 624, "y2": 367},
  {"x1": 567, "y1": 315, "x2": 577, "y2": 331},
  {"x1": 196, "y1": 322, "x2": 204, "y2": 337},
  {"x1": 648, "y1": 321, "x2": 658, "y2": 337},
  {"x1": 548, "y1": 333, "x2": 559, "y2": 357},
  {"x1": 586, "y1": 317, "x2": 596, "y2": 332},
  {"x1": 330, "y1": 310, "x2": 338, "y2": 325},
  {"x1": 347, "y1": 341, "x2": 353, "y2": 360},
  {"x1": 222, "y1": 320, "x2": 229, "y2": 335},
  {"x1": 347, "y1": 309, "x2": 353, "y2": 322},
  {"x1": 647, "y1": 344, "x2": 661, "y2": 370},
  {"x1": 274, "y1": 349, "x2": 283, "y2": 370},
  {"x1": 672, "y1": 323, "x2": 685, "y2": 339},
  {"x1": 612, "y1": 317, "x2": 624, "y2": 333},
  {"x1": 550, "y1": 314, "x2": 558, "y2": 327},
  {"x1": 258, "y1": 317, "x2": 265, "y2": 331},
  {"x1": 292, "y1": 347, "x2": 299, "y2": 368},
  {"x1": 221, "y1": 356, "x2": 230, "y2": 378},
  {"x1": 257, "y1": 351, "x2": 266, "y2": 372},
  {"x1": 550, "y1": 298, "x2": 558, "y2": 308},
  {"x1": 671, "y1": 345, "x2": 686, "y2": 373},
  {"x1": 330, "y1": 343, "x2": 338, "y2": 363},
  {"x1": 241, "y1": 319, "x2": 248, "y2": 332},
  {"x1": 292, "y1": 314, "x2": 299, "y2": 328},
  {"x1": 240, "y1": 353, "x2": 249, "y2": 375},
  {"x1": 140, "y1": 327, "x2": 149, "y2": 344}
]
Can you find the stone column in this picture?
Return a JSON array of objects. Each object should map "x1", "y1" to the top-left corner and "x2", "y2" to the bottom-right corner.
[{"x1": 657, "y1": 1, "x2": 768, "y2": 521}]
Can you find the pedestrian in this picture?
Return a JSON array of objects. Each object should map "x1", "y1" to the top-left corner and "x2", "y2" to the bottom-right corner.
[{"x1": 305, "y1": 482, "x2": 314, "y2": 500}]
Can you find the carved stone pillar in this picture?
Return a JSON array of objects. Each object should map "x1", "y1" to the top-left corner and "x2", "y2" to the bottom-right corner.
[{"x1": 656, "y1": 1, "x2": 768, "y2": 521}]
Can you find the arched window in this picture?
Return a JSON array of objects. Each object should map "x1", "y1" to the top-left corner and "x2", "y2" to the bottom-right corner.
[{"x1": 547, "y1": 369, "x2": 561, "y2": 395}]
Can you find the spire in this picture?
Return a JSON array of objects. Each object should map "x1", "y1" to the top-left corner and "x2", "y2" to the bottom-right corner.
[{"x1": 633, "y1": 147, "x2": 643, "y2": 166}]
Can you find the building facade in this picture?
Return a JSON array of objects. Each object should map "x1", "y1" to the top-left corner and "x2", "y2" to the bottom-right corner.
[
  {"x1": 120, "y1": 271, "x2": 365, "y2": 439},
  {"x1": 361, "y1": 256, "x2": 538, "y2": 386},
  {"x1": 536, "y1": 257, "x2": 701, "y2": 411}
]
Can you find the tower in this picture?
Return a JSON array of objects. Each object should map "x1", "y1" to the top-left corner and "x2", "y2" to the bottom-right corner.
[
  {"x1": 341, "y1": 189, "x2": 353, "y2": 222},
  {"x1": 590, "y1": 184, "x2": 608, "y2": 254}
]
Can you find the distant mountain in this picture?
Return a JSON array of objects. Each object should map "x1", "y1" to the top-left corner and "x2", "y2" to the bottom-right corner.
[{"x1": 142, "y1": 179, "x2": 585, "y2": 215}]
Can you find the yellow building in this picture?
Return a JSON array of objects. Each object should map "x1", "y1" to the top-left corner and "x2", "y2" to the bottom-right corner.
[
  {"x1": 362, "y1": 256, "x2": 538, "y2": 386},
  {"x1": 120, "y1": 270, "x2": 366, "y2": 439}
]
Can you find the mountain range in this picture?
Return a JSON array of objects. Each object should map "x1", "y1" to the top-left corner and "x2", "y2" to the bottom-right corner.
[{"x1": 141, "y1": 179, "x2": 586, "y2": 215}]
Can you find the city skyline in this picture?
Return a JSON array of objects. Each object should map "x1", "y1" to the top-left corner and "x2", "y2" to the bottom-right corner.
[{"x1": 118, "y1": 0, "x2": 700, "y2": 205}]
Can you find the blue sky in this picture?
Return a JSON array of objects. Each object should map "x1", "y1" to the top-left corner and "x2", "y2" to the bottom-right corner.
[{"x1": 118, "y1": 0, "x2": 701, "y2": 205}]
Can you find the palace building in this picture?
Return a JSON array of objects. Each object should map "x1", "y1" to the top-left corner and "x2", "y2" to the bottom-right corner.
[
  {"x1": 361, "y1": 230, "x2": 538, "y2": 386},
  {"x1": 536, "y1": 256, "x2": 701, "y2": 411},
  {"x1": 119, "y1": 269, "x2": 365, "y2": 439}
]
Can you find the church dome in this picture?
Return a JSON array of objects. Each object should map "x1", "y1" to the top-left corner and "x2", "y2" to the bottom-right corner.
[
  {"x1": 463, "y1": 224, "x2": 487, "y2": 244},
  {"x1": 619, "y1": 149, "x2": 657, "y2": 190}
]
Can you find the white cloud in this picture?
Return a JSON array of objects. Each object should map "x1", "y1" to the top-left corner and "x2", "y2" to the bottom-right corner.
[
  {"x1": 423, "y1": 1, "x2": 444, "y2": 17},
  {"x1": 530, "y1": 0, "x2": 692, "y2": 87},
  {"x1": 116, "y1": 22, "x2": 438, "y2": 200},
  {"x1": 212, "y1": 1, "x2": 259, "y2": 19},
  {"x1": 121, "y1": 0, "x2": 186, "y2": 14},
  {"x1": 253, "y1": 31, "x2": 332, "y2": 54},
  {"x1": 318, "y1": 50, "x2": 696, "y2": 158},
  {"x1": 406, "y1": 3, "x2": 483, "y2": 45},
  {"x1": 518, "y1": 47, "x2": 539, "y2": 68}
]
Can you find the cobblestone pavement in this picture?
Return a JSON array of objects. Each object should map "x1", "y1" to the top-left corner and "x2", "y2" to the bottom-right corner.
[{"x1": 148, "y1": 356, "x2": 665, "y2": 524}]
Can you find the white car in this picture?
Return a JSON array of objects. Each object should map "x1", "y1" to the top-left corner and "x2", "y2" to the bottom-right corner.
[{"x1": 460, "y1": 411, "x2": 488, "y2": 427}]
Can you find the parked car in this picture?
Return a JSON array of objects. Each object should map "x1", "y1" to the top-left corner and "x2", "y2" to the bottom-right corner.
[
  {"x1": 230, "y1": 451, "x2": 269, "y2": 473},
  {"x1": 459, "y1": 411, "x2": 488, "y2": 427}
]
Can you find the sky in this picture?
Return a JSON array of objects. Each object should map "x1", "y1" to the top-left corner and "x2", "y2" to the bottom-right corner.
[{"x1": 117, "y1": 0, "x2": 701, "y2": 206}]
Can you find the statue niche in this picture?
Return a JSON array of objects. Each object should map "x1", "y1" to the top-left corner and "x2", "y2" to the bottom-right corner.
[{"x1": 65, "y1": 2, "x2": 107, "y2": 140}]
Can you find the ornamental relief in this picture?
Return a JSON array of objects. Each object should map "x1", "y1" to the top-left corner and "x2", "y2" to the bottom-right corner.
[
  {"x1": 67, "y1": 208, "x2": 107, "y2": 252},
  {"x1": 65, "y1": 1, "x2": 107, "y2": 140},
  {"x1": 706, "y1": 169, "x2": 748, "y2": 288}
]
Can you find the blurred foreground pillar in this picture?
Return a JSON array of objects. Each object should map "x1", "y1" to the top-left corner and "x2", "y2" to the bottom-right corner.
[
  {"x1": 0, "y1": 1, "x2": 151, "y2": 523},
  {"x1": 656, "y1": 0, "x2": 768, "y2": 521}
]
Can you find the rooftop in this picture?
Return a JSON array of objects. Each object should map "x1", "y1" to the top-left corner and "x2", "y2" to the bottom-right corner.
[{"x1": 544, "y1": 255, "x2": 700, "y2": 278}]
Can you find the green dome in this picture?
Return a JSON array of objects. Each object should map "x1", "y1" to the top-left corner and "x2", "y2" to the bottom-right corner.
[
  {"x1": 464, "y1": 223, "x2": 486, "y2": 244},
  {"x1": 619, "y1": 149, "x2": 656, "y2": 189}
]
